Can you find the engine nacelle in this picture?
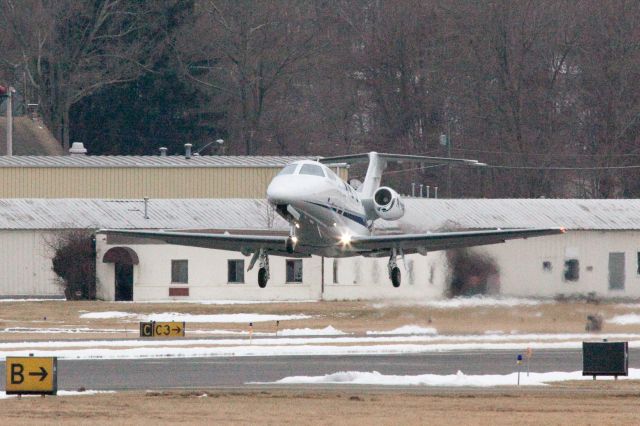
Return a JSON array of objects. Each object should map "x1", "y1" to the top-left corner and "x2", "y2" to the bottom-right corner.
[{"x1": 373, "y1": 187, "x2": 405, "y2": 220}]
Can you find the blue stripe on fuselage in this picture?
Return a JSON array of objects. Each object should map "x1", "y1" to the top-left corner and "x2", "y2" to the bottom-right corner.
[{"x1": 305, "y1": 201, "x2": 368, "y2": 227}]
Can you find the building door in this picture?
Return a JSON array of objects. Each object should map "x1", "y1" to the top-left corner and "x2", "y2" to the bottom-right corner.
[
  {"x1": 115, "y1": 263, "x2": 134, "y2": 301},
  {"x1": 608, "y1": 252, "x2": 625, "y2": 291}
]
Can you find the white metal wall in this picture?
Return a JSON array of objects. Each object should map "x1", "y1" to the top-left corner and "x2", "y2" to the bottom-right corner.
[
  {"x1": 95, "y1": 230, "x2": 640, "y2": 302},
  {"x1": 485, "y1": 230, "x2": 640, "y2": 298},
  {"x1": 95, "y1": 234, "x2": 448, "y2": 301},
  {"x1": 0, "y1": 230, "x2": 63, "y2": 296}
]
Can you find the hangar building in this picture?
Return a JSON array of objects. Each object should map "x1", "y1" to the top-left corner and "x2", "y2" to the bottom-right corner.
[
  {"x1": 0, "y1": 153, "x2": 318, "y2": 198},
  {"x1": 2, "y1": 198, "x2": 640, "y2": 301}
]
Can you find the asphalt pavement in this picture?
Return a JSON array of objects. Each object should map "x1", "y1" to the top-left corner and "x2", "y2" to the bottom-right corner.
[{"x1": 2, "y1": 348, "x2": 637, "y2": 391}]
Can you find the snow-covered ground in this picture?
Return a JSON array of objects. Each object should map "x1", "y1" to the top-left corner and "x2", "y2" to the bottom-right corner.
[
  {"x1": 0, "y1": 390, "x2": 115, "y2": 399},
  {"x1": 366, "y1": 325, "x2": 437, "y2": 335},
  {"x1": 0, "y1": 327, "x2": 123, "y2": 334},
  {"x1": 2, "y1": 332, "x2": 640, "y2": 360},
  {"x1": 373, "y1": 296, "x2": 547, "y2": 309},
  {"x1": 267, "y1": 368, "x2": 640, "y2": 387},
  {"x1": 278, "y1": 326, "x2": 345, "y2": 336},
  {"x1": 609, "y1": 314, "x2": 640, "y2": 325},
  {"x1": 79, "y1": 311, "x2": 311, "y2": 323}
]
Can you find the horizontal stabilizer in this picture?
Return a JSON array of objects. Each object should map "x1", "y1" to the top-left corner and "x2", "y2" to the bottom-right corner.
[{"x1": 319, "y1": 152, "x2": 485, "y2": 167}]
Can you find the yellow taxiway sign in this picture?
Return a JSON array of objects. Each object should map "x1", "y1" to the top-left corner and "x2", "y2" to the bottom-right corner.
[
  {"x1": 5, "y1": 356, "x2": 57, "y2": 395},
  {"x1": 140, "y1": 321, "x2": 185, "y2": 337}
]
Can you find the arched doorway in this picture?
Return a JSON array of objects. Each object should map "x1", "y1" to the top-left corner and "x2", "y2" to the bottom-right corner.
[{"x1": 102, "y1": 247, "x2": 139, "y2": 301}]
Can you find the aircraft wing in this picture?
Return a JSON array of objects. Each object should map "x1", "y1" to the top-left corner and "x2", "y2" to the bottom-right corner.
[
  {"x1": 318, "y1": 152, "x2": 485, "y2": 166},
  {"x1": 98, "y1": 229, "x2": 290, "y2": 254},
  {"x1": 349, "y1": 228, "x2": 565, "y2": 254}
]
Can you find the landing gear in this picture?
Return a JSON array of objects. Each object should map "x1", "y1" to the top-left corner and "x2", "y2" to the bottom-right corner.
[
  {"x1": 258, "y1": 267, "x2": 269, "y2": 288},
  {"x1": 388, "y1": 249, "x2": 401, "y2": 288},
  {"x1": 391, "y1": 266, "x2": 401, "y2": 288},
  {"x1": 249, "y1": 249, "x2": 270, "y2": 288}
]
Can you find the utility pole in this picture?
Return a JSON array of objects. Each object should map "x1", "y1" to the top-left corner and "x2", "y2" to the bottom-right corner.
[
  {"x1": 440, "y1": 122, "x2": 452, "y2": 198},
  {"x1": 6, "y1": 87, "x2": 13, "y2": 156},
  {"x1": 0, "y1": 85, "x2": 15, "y2": 156}
]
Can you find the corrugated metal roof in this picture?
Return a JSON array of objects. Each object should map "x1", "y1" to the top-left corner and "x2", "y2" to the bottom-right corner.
[
  {"x1": 0, "y1": 155, "x2": 310, "y2": 168},
  {"x1": 385, "y1": 199, "x2": 640, "y2": 231},
  {"x1": 0, "y1": 199, "x2": 289, "y2": 230},
  {"x1": 0, "y1": 198, "x2": 639, "y2": 231}
]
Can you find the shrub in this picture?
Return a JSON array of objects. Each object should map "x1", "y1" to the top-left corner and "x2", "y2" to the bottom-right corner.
[
  {"x1": 50, "y1": 230, "x2": 96, "y2": 300},
  {"x1": 446, "y1": 248, "x2": 499, "y2": 297}
]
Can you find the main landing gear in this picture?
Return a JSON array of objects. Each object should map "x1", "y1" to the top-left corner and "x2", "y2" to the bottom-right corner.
[
  {"x1": 249, "y1": 249, "x2": 270, "y2": 288},
  {"x1": 388, "y1": 249, "x2": 401, "y2": 288}
]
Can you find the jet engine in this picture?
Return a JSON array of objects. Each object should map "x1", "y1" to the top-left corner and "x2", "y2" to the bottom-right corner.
[{"x1": 372, "y1": 187, "x2": 405, "y2": 220}]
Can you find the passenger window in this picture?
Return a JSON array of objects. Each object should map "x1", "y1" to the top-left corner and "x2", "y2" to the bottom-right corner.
[
  {"x1": 299, "y1": 164, "x2": 325, "y2": 177},
  {"x1": 278, "y1": 164, "x2": 298, "y2": 175}
]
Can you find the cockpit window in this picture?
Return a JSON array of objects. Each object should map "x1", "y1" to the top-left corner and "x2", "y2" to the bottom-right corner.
[
  {"x1": 299, "y1": 164, "x2": 326, "y2": 177},
  {"x1": 278, "y1": 164, "x2": 298, "y2": 176}
]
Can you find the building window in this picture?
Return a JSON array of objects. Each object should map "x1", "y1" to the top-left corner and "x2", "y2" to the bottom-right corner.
[
  {"x1": 286, "y1": 259, "x2": 303, "y2": 283},
  {"x1": 563, "y1": 259, "x2": 579, "y2": 281},
  {"x1": 333, "y1": 259, "x2": 338, "y2": 284},
  {"x1": 637, "y1": 252, "x2": 640, "y2": 275},
  {"x1": 228, "y1": 260, "x2": 245, "y2": 283},
  {"x1": 542, "y1": 261, "x2": 552, "y2": 271},
  {"x1": 171, "y1": 260, "x2": 188, "y2": 283}
]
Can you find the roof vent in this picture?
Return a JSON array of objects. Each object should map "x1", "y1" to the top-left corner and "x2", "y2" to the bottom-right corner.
[
  {"x1": 159, "y1": 147, "x2": 167, "y2": 157},
  {"x1": 184, "y1": 143, "x2": 192, "y2": 160},
  {"x1": 69, "y1": 142, "x2": 87, "y2": 156}
]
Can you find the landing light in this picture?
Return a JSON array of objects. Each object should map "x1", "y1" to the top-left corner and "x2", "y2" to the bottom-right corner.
[
  {"x1": 291, "y1": 236, "x2": 299, "y2": 244},
  {"x1": 295, "y1": 223, "x2": 300, "y2": 229},
  {"x1": 339, "y1": 233, "x2": 352, "y2": 246}
]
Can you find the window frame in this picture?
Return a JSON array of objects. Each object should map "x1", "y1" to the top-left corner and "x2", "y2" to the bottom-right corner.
[
  {"x1": 227, "y1": 259, "x2": 245, "y2": 284},
  {"x1": 299, "y1": 163, "x2": 326, "y2": 177},
  {"x1": 563, "y1": 259, "x2": 579, "y2": 282},
  {"x1": 277, "y1": 163, "x2": 298, "y2": 176},
  {"x1": 171, "y1": 259, "x2": 189, "y2": 284},
  {"x1": 286, "y1": 259, "x2": 303, "y2": 283}
]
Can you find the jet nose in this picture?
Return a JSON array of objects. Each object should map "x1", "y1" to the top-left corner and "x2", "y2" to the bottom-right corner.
[
  {"x1": 267, "y1": 176, "x2": 306, "y2": 205},
  {"x1": 266, "y1": 181, "x2": 288, "y2": 204}
]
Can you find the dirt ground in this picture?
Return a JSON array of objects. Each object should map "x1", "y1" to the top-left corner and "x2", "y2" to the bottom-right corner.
[
  {"x1": 0, "y1": 299, "x2": 639, "y2": 341},
  {"x1": 1, "y1": 384, "x2": 640, "y2": 425}
]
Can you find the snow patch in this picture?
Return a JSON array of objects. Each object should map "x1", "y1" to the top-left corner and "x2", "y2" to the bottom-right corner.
[
  {"x1": 0, "y1": 390, "x2": 115, "y2": 399},
  {"x1": 1, "y1": 327, "x2": 122, "y2": 334},
  {"x1": 421, "y1": 296, "x2": 545, "y2": 309},
  {"x1": 270, "y1": 369, "x2": 640, "y2": 387},
  {"x1": 142, "y1": 313, "x2": 311, "y2": 323},
  {"x1": 608, "y1": 314, "x2": 640, "y2": 325},
  {"x1": 80, "y1": 312, "x2": 135, "y2": 319},
  {"x1": 279, "y1": 326, "x2": 346, "y2": 336},
  {"x1": 366, "y1": 325, "x2": 437, "y2": 335},
  {"x1": 79, "y1": 311, "x2": 311, "y2": 323}
]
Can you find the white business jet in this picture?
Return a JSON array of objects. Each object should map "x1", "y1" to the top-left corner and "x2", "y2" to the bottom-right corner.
[{"x1": 102, "y1": 152, "x2": 563, "y2": 288}]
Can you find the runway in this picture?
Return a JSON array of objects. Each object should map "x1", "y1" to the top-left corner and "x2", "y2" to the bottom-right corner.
[{"x1": 2, "y1": 348, "x2": 637, "y2": 391}]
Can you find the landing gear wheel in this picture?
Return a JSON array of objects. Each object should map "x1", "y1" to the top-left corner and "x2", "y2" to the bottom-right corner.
[
  {"x1": 258, "y1": 268, "x2": 269, "y2": 288},
  {"x1": 391, "y1": 267, "x2": 401, "y2": 288}
]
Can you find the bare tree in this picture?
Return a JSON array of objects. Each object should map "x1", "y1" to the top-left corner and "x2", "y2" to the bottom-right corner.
[
  {"x1": 176, "y1": 0, "x2": 327, "y2": 155},
  {"x1": 0, "y1": 0, "x2": 173, "y2": 149}
]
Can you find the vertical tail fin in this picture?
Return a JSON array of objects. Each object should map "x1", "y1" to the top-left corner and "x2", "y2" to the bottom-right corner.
[{"x1": 361, "y1": 152, "x2": 384, "y2": 198}]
